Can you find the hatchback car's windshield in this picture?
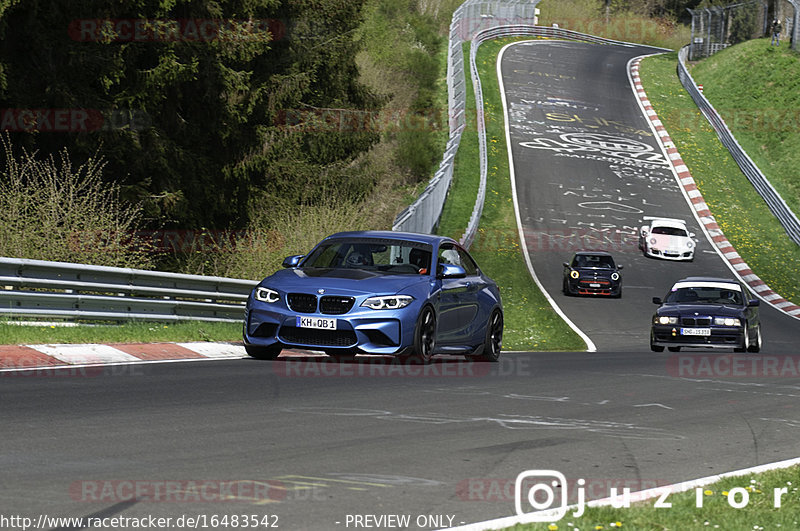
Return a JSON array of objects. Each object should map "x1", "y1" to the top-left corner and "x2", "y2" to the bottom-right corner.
[
  {"x1": 665, "y1": 286, "x2": 743, "y2": 305},
  {"x1": 652, "y1": 226, "x2": 688, "y2": 237},
  {"x1": 302, "y1": 239, "x2": 433, "y2": 275},
  {"x1": 572, "y1": 254, "x2": 615, "y2": 269}
]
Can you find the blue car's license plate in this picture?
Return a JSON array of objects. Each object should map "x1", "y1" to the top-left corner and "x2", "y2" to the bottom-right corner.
[{"x1": 296, "y1": 316, "x2": 337, "y2": 330}]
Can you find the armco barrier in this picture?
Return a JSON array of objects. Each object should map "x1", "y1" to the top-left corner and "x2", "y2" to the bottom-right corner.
[
  {"x1": 677, "y1": 45, "x2": 800, "y2": 246},
  {"x1": 0, "y1": 257, "x2": 257, "y2": 322}
]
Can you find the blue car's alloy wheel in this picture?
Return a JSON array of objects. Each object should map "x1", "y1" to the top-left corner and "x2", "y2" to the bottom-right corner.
[
  {"x1": 471, "y1": 309, "x2": 503, "y2": 362},
  {"x1": 408, "y1": 306, "x2": 436, "y2": 364}
]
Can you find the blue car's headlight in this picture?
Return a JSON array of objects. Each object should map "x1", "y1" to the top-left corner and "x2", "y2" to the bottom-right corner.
[
  {"x1": 714, "y1": 317, "x2": 741, "y2": 326},
  {"x1": 255, "y1": 286, "x2": 280, "y2": 303},
  {"x1": 361, "y1": 295, "x2": 414, "y2": 310}
]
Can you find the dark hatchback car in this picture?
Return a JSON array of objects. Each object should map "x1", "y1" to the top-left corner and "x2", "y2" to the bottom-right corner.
[
  {"x1": 650, "y1": 277, "x2": 761, "y2": 353},
  {"x1": 562, "y1": 251, "x2": 622, "y2": 297}
]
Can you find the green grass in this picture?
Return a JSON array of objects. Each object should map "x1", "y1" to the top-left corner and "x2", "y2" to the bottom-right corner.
[
  {"x1": 638, "y1": 50, "x2": 800, "y2": 304},
  {"x1": 508, "y1": 464, "x2": 800, "y2": 530},
  {"x1": 0, "y1": 320, "x2": 242, "y2": 345},
  {"x1": 691, "y1": 39, "x2": 800, "y2": 218},
  {"x1": 437, "y1": 38, "x2": 587, "y2": 352}
]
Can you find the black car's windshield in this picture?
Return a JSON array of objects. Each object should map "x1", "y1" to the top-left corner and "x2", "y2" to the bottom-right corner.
[
  {"x1": 302, "y1": 239, "x2": 433, "y2": 275},
  {"x1": 572, "y1": 254, "x2": 615, "y2": 269},
  {"x1": 665, "y1": 286, "x2": 744, "y2": 305}
]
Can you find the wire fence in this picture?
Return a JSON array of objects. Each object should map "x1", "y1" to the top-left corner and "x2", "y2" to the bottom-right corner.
[{"x1": 685, "y1": 0, "x2": 800, "y2": 59}]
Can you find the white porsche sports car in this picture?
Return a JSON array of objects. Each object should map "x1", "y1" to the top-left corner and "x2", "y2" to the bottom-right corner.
[{"x1": 639, "y1": 217, "x2": 696, "y2": 261}]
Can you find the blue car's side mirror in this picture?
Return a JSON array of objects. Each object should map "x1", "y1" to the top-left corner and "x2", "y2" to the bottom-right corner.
[
  {"x1": 438, "y1": 264, "x2": 467, "y2": 279},
  {"x1": 748, "y1": 299, "x2": 760, "y2": 307},
  {"x1": 282, "y1": 255, "x2": 304, "y2": 268}
]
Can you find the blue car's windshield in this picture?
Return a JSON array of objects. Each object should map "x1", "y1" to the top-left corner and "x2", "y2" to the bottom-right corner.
[
  {"x1": 665, "y1": 286, "x2": 744, "y2": 305},
  {"x1": 302, "y1": 239, "x2": 433, "y2": 275}
]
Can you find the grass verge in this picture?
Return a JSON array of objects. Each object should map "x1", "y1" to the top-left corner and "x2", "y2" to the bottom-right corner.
[
  {"x1": 507, "y1": 464, "x2": 800, "y2": 530},
  {"x1": 638, "y1": 51, "x2": 800, "y2": 304},
  {"x1": 437, "y1": 37, "x2": 587, "y2": 352},
  {"x1": 0, "y1": 320, "x2": 242, "y2": 345}
]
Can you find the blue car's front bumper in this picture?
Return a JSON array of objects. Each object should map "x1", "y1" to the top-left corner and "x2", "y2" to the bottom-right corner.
[{"x1": 244, "y1": 302, "x2": 419, "y2": 355}]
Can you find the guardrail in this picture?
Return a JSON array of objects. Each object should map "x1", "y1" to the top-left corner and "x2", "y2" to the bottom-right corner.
[
  {"x1": 677, "y1": 45, "x2": 800, "y2": 246},
  {"x1": 0, "y1": 257, "x2": 257, "y2": 323}
]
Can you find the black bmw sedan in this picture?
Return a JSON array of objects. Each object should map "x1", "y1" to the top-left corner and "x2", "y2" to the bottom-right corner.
[{"x1": 650, "y1": 277, "x2": 761, "y2": 353}]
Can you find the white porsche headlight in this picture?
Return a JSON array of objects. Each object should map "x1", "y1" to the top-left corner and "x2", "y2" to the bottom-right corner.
[
  {"x1": 255, "y1": 286, "x2": 280, "y2": 303},
  {"x1": 686, "y1": 240, "x2": 694, "y2": 248},
  {"x1": 361, "y1": 295, "x2": 414, "y2": 310}
]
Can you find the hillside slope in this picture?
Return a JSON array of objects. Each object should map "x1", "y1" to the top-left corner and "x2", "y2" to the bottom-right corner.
[{"x1": 690, "y1": 39, "x2": 800, "y2": 217}]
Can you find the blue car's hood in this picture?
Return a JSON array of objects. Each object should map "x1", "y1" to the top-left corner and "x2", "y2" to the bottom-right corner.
[{"x1": 260, "y1": 268, "x2": 430, "y2": 296}]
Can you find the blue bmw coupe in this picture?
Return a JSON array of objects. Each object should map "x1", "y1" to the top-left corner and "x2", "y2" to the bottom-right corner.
[{"x1": 243, "y1": 231, "x2": 503, "y2": 362}]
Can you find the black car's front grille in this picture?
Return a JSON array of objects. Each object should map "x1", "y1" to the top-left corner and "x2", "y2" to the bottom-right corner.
[
  {"x1": 681, "y1": 317, "x2": 712, "y2": 326},
  {"x1": 287, "y1": 293, "x2": 317, "y2": 313},
  {"x1": 320, "y1": 296, "x2": 355, "y2": 315},
  {"x1": 278, "y1": 327, "x2": 357, "y2": 347}
]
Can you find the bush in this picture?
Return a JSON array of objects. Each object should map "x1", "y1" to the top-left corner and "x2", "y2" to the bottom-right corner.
[{"x1": 0, "y1": 135, "x2": 153, "y2": 268}]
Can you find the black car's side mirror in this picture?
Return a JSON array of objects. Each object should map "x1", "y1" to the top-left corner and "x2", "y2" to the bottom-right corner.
[
  {"x1": 748, "y1": 299, "x2": 760, "y2": 307},
  {"x1": 652, "y1": 297, "x2": 662, "y2": 304},
  {"x1": 562, "y1": 262, "x2": 570, "y2": 268},
  {"x1": 618, "y1": 265, "x2": 624, "y2": 270}
]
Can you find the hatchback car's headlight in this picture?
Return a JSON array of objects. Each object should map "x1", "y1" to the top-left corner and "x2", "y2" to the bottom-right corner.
[
  {"x1": 714, "y1": 317, "x2": 741, "y2": 326},
  {"x1": 570, "y1": 270, "x2": 579, "y2": 279},
  {"x1": 655, "y1": 316, "x2": 678, "y2": 325},
  {"x1": 361, "y1": 295, "x2": 414, "y2": 310},
  {"x1": 255, "y1": 286, "x2": 280, "y2": 303},
  {"x1": 611, "y1": 272, "x2": 620, "y2": 281}
]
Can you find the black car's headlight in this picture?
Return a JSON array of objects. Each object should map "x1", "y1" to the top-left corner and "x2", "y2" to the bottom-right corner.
[
  {"x1": 655, "y1": 316, "x2": 678, "y2": 325},
  {"x1": 361, "y1": 295, "x2": 414, "y2": 310},
  {"x1": 254, "y1": 286, "x2": 280, "y2": 303},
  {"x1": 611, "y1": 272, "x2": 620, "y2": 281},
  {"x1": 714, "y1": 317, "x2": 741, "y2": 326},
  {"x1": 570, "y1": 270, "x2": 579, "y2": 279}
]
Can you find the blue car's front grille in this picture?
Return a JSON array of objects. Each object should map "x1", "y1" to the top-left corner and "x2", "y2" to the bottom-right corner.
[
  {"x1": 287, "y1": 293, "x2": 317, "y2": 313},
  {"x1": 278, "y1": 327, "x2": 357, "y2": 347},
  {"x1": 320, "y1": 296, "x2": 354, "y2": 315}
]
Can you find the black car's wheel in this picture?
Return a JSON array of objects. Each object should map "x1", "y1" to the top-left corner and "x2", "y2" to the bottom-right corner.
[
  {"x1": 470, "y1": 309, "x2": 503, "y2": 362},
  {"x1": 667, "y1": 346, "x2": 681, "y2": 352},
  {"x1": 747, "y1": 325, "x2": 762, "y2": 353},
  {"x1": 403, "y1": 305, "x2": 436, "y2": 364},
  {"x1": 734, "y1": 326, "x2": 749, "y2": 353},
  {"x1": 650, "y1": 332, "x2": 664, "y2": 352},
  {"x1": 562, "y1": 278, "x2": 570, "y2": 295},
  {"x1": 245, "y1": 343, "x2": 282, "y2": 360}
]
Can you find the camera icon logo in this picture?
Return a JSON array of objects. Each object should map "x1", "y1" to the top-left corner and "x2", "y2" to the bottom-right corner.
[{"x1": 514, "y1": 470, "x2": 569, "y2": 521}]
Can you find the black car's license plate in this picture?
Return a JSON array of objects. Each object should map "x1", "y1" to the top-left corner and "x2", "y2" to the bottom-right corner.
[{"x1": 681, "y1": 327, "x2": 711, "y2": 336}]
